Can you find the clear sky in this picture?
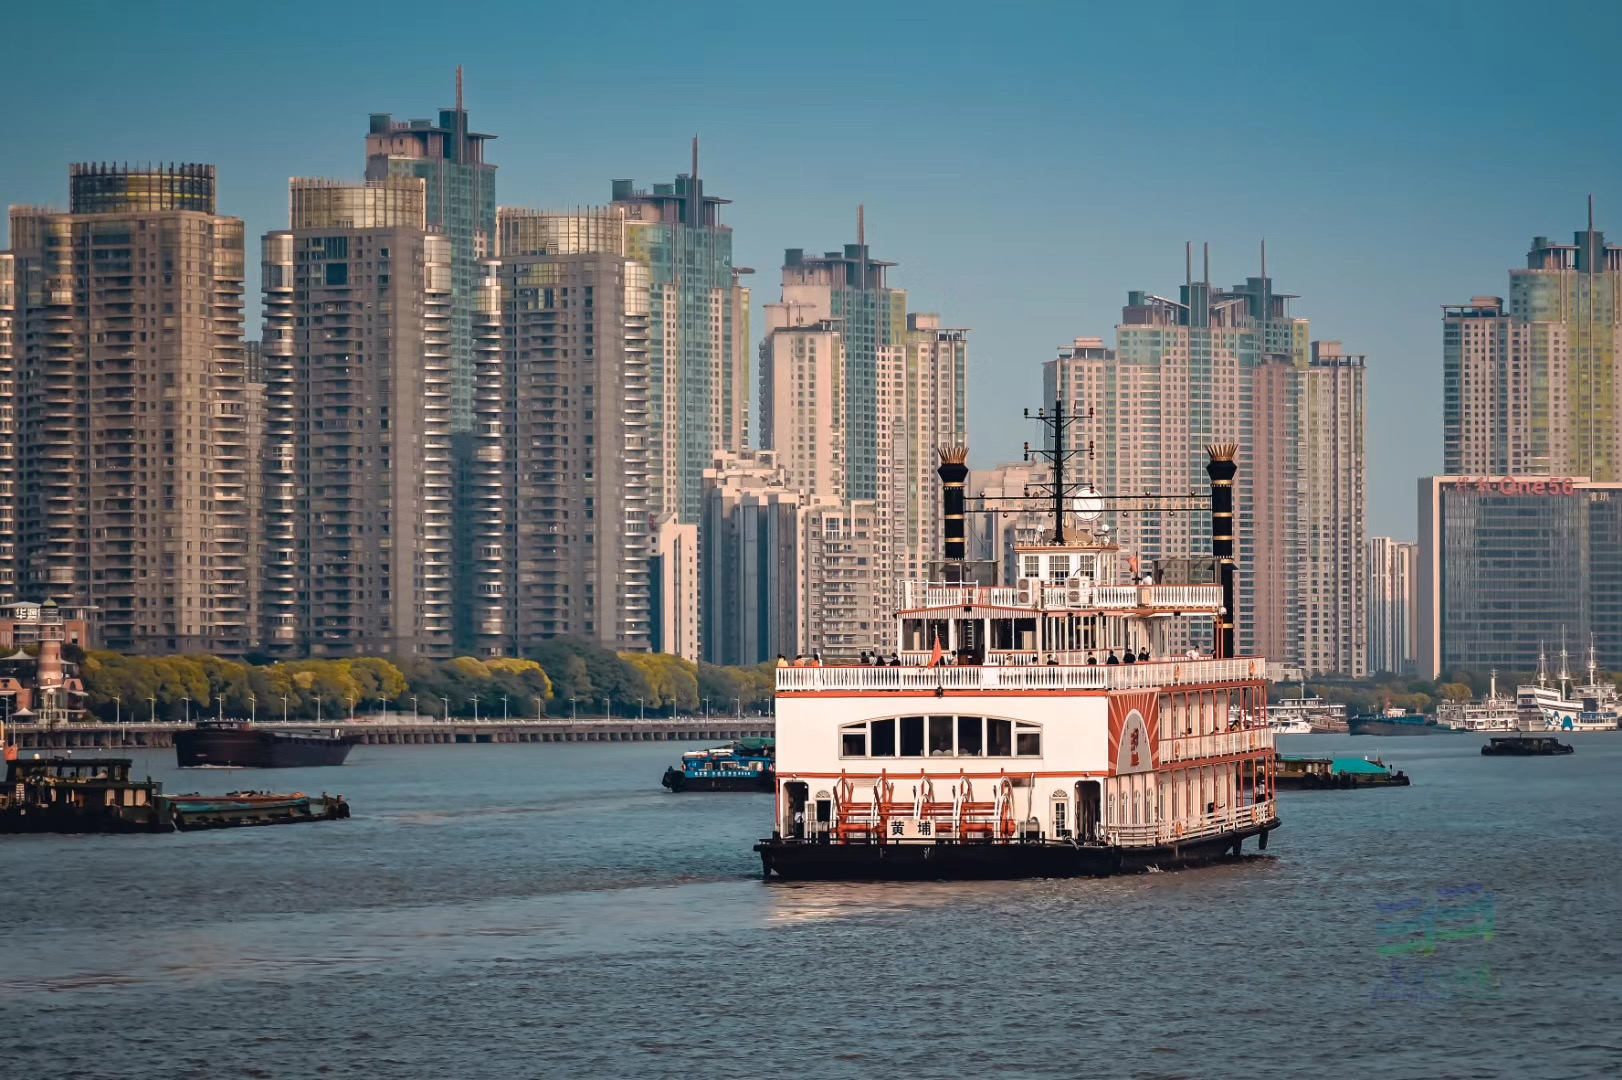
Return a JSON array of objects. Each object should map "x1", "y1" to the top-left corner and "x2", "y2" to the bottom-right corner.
[{"x1": 5, "y1": 0, "x2": 1620, "y2": 540}]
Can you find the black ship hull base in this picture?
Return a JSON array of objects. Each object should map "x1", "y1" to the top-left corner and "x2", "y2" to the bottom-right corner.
[
  {"x1": 175, "y1": 730, "x2": 355, "y2": 769},
  {"x1": 756, "y1": 820, "x2": 1280, "y2": 881}
]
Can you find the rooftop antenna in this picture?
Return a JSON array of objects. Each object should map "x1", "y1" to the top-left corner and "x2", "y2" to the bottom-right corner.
[
  {"x1": 858, "y1": 203, "x2": 865, "y2": 248},
  {"x1": 1203, "y1": 241, "x2": 1210, "y2": 285},
  {"x1": 1185, "y1": 241, "x2": 1192, "y2": 286},
  {"x1": 692, "y1": 134, "x2": 699, "y2": 181},
  {"x1": 1260, "y1": 238, "x2": 1267, "y2": 279},
  {"x1": 456, "y1": 65, "x2": 464, "y2": 114}
]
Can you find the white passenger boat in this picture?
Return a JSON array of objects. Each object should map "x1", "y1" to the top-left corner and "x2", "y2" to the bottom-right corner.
[
  {"x1": 756, "y1": 423, "x2": 1280, "y2": 880},
  {"x1": 1517, "y1": 642, "x2": 1620, "y2": 732}
]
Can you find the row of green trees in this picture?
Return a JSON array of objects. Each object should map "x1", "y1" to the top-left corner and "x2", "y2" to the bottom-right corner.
[{"x1": 74, "y1": 636, "x2": 775, "y2": 722}]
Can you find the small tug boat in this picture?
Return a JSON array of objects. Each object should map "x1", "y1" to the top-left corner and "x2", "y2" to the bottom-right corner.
[
  {"x1": 756, "y1": 418, "x2": 1280, "y2": 881},
  {"x1": 662, "y1": 738, "x2": 775, "y2": 792},
  {"x1": 1274, "y1": 755, "x2": 1410, "y2": 790},
  {"x1": 0, "y1": 755, "x2": 351, "y2": 834},
  {"x1": 175, "y1": 720, "x2": 358, "y2": 768},
  {"x1": 1481, "y1": 735, "x2": 1574, "y2": 757}
]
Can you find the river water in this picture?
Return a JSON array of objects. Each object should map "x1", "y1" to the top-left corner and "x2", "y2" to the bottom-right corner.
[{"x1": 1, "y1": 734, "x2": 1619, "y2": 1079}]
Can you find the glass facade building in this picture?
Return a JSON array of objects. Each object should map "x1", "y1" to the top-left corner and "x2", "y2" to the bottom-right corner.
[{"x1": 1417, "y1": 476, "x2": 1622, "y2": 677}]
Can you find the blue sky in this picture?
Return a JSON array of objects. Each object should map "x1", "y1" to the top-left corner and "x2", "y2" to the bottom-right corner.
[{"x1": 5, "y1": 0, "x2": 1621, "y2": 539}]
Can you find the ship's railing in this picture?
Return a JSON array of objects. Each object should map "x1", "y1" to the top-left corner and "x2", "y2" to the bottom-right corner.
[
  {"x1": 899, "y1": 581, "x2": 1222, "y2": 613},
  {"x1": 777, "y1": 657, "x2": 1265, "y2": 693},
  {"x1": 1158, "y1": 727, "x2": 1272, "y2": 765},
  {"x1": 1105, "y1": 803, "x2": 1276, "y2": 848}
]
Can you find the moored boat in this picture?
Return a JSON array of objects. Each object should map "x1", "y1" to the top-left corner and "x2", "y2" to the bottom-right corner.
[
  {"x1": 662, "y1": 738, "x2": 775, "y2": 792},
  {"x1": 1274, "y1": 754, "x2": 1410, "y2": 789},
  {"x1": 1481, "y1": 735, "x2": 1574, "y2": 757},
  {"x1": 175, "y1": 720, "x2": 358, "y2": 768},
  {"x1": 756, "y1": 424, "x2": 1280, "y2": 881},
  {"x1": 162, "y1": 790, "x2": 351, "y2": 829},
  {"x1": 1347, "y1": 711, "x2": 1460, "y2": 736},
  {"x1": 0, "y1": 755, "x2": 352, "y2": 833}
]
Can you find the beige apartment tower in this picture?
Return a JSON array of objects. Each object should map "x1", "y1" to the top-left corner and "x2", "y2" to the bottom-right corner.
[
  {"x1": 496, "y1": 208, "x2": 653, "y2": 652},
  {"x1": 1443, "y1": 216, "x2": 1622, "y2": 481},
  {"x1": 261, "y1": 177, "x2": 474, "y2": 658},
  {"x1": 1045, "y1": 257, "x2": 1365, "y2": 675},
  {"x1": 4, "y1": 164, "x2": 250, "y2": 654}
]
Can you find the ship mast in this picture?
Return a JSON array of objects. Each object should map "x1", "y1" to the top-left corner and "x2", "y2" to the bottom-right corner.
[
  {"x1": 1559, "y1": 629, "x2": 1571, "y2": 700},
  {"x1": 1537, "y1": 642, "x2": 1548, "y2": 689},
  {"x1": 1021, "y1": 399, "x2": 1088, "y2": 544}
]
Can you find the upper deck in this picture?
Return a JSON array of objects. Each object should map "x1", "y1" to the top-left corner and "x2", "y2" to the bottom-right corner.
[
  {"x1": 900, "y1": 581, "x2": 1222, "y2": 615},
  {"x1": 777, "y1": 656, "x2": 1264, "y2": 694}
]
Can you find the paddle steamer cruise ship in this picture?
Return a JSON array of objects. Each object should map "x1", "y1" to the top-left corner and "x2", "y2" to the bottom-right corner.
[{"x1": 757, "y1": 429, "x2": 1280, "y2": 880}]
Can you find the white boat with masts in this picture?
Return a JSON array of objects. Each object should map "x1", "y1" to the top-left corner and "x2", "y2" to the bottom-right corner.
[
  {"x1": 1517, "y1": 639, "x2": 1620, "y2": 732},
  {"x1": 756, "y1": 408, "x2": 1280, "y2": 880}
]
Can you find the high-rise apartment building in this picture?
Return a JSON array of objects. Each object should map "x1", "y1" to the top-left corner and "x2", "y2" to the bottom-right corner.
[
  {"x1": 775, "y1": 236, "x2": 906, "y2": 504},
  {"x1": 261, "y1": 177, "x2": 472, "y2": 658},
  {"x1": 1046, "y1": 255, "x2": 1365, "y2": 674},
  {"x1": 1444, "y1": 215, "x2": 1622, "y2": 480},
  {"x1": 1368, "y1": 537, "x2": 1417, "y2": 675},
  {"x1": 755, "y1": 238, "x2": 967, "y2": 660},
  {"x1": 895, "y1": 313, "x2": 969, "y2": 582},
  {"x1": 610, "y1": 150, "x2": 750, "y2": 523},
  {"x1": 649, "y1": 512, "x2": 699, "y2": 663},
  {"x1": 495, "y1": 208, "x2": 654, "y2": 653},
  {"x1": 0, "y1": 252, "x2": 15, "y2": 605},
  {"x1": 700, "y1": 452, "x2": 803, "y2": 666},
  {"x1": 759, "y1": 303, "x2": 844, "y2": 499},
  {"x1": 365, "y1": 72, "x2": 499, "y2": 651},
  {"x1": 5, "y1": 164, "x2": 250, "y2": 655},
  {"x1": 1295, "y1": 341, "x2": 1366, "y2": 676}
]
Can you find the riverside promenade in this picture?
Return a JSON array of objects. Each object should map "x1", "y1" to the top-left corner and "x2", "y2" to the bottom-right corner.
[{"x1": 4, "y1": 717, "x2": 776, "y2": 752}]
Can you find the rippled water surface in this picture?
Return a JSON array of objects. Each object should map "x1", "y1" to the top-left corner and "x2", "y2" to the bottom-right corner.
[{"x1": 2, "y1": 734, "x2": 1620, "y2": 1079}]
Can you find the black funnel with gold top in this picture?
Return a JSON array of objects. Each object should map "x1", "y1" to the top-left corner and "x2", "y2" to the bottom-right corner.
[
  {"x1": 1204, "y1": 442, "x2": 1238, "y2": 659},
  {"x1": 937, "y1": 445, "x2": 969, "y2": 576}
]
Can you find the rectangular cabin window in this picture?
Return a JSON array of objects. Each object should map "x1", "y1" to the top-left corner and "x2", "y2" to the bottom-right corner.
[
  {"x1": 870, "y1": 718, "x2": 897, "y2": 757},
  {"x1": 957, "y1": 716, "x2": 983, "y2": 756},
  {"x1": 928, "y1": 716, "x2": 953, "y2": 756},
  {"x1": 1015, "y1": 723, "x2": 1042, "y2": 757},
  {"x1": 987, "y1": 718, "x2": 1013, "y2": 756},
  {"x1": 899, "y1": 716, "x2": 925, "y2": 757},
  {"x1": 1049, "y1": 555, "x2": 1071, "y2": 581},
  {"x1": 841, "y1": 725, "x2": 867, "y2": 757},
  {"x1": 1022, "y1": 555, "x2": 1040, "y2": 578}
]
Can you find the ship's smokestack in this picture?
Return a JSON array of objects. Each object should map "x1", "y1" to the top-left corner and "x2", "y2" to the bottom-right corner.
[
  {"x1": 938, "y1": 445, "x2": 969, "y2": 579},
  {"x1": 1205, "y1": 442, "x2": 1238, "y2": 659}
]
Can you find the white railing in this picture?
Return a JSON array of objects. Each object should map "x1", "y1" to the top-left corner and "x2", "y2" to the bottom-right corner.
[
  {"x1": 1104, "y1": 803, "x2": 1276, "y2": 848},
  {"x1": 900, "y1": 580, "x2": 1221, "y2": 613},
  {"x1": 777, "y1": 657, "x2": 1266, "y2": 693},
  {"x1": 1159, "y1": 727, "x2": 1271, "y2": 765}
]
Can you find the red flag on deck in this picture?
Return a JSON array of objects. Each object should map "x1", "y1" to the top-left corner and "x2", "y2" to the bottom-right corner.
[
  {"x1": 3, "y1": 744, "x2": 15, "y2": 762},
  {"x1": 929, "y1": 633, "x2": 944, "y2": 667}
]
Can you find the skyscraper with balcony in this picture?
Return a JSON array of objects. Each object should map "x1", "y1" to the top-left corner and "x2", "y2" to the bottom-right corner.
[
  {"x1": 495, "y1": 208, "x2": 654, "y2": 653},
  {"x1": 1046, "y1": 252, "x2": 1365, "y2": 675},
  {"x1": 1443, "y1": 211, "x2": 1622, "y2": 480},
  {"x1": 260, "y1": 177, "x2": 475, "y2": 658},
  {"x1": 365, "y1": 71, "x2": 499, "y2": 651},
  {"x1": 4, "y1": 163, "x2": 250, "y2": 655},
  {"x1": 757, "y1": 236, "x2": 968, "y2": 658},
  {"x1": 1368, "y1": 536, "x2": 1417, "y2": 675},
  {"x1": 0, "y1": 252, "x2": 15, "y2": 605},
  {"x1": 610, "y1": 147, "x2": 750, "y2": 523}
]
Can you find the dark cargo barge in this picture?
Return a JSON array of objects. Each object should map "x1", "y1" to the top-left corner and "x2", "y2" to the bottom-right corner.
[
  {"x1": 175, "y1": 721, "x2": 358, "y2": 768},
  {"x1": 0, "y1": 756, "x2": 350, "y2": 834},
  {"x1": 1481, "y1": 735, "x2": 1574, "y2": 756}
]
